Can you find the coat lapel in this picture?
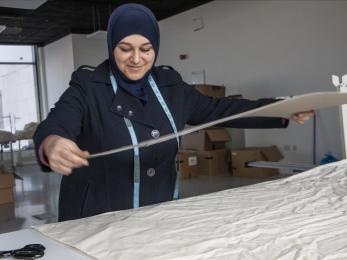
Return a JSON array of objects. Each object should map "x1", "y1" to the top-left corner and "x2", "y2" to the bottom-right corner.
[{"x1": 109, "y1": 86, "x2": 159, "y2": 129}]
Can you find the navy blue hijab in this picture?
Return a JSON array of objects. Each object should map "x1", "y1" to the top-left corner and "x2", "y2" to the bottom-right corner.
[{"x1": 107, "y1": 3, "x2": 160, "y2": 103}]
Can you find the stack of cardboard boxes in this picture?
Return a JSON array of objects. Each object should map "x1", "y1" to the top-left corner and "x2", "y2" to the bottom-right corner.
[
  {"x1": 193, "y1": 84, "x2": 225, "y2": 98},
  {"x1": 176, "y1": 150, "x2": 198, "y2": 179},
  {"x1": 0, "y1": 169, "x2": 15, "y2": 221},
  {"x1": 177, "y1": 84, "x2": 284, "y2": 179},
  {"x1": 231, "y1": 146, "x2": 283, "y2": 178},
  {"x1": 181, "y1": 128, "x2": 230, "y2": 176},
  {"x1": 177, "y1": 84, "x2": 231, "y2": 178}
]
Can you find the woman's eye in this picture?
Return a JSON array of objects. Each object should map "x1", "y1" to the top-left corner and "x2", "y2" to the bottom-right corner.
[
  {"x1": 141, "y1": 48, "x2": 152, "y2": 52},
  {"x1": 119, "y1": 47, "x2": 131, "y2": 52}
]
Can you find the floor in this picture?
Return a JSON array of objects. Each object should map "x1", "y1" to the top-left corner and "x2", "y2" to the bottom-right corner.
[{"x1": 0, "y1": 150, "x2": 284, "y2": 234}]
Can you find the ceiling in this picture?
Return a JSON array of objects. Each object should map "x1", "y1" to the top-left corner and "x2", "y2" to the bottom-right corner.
[{"x1": 0, "y1": 0, "x2": 213, "y2": 46}]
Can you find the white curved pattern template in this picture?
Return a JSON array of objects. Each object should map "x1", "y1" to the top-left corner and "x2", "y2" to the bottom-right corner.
[{"x1": 89, "y1": 91, "x2": 347, "y2": 159}]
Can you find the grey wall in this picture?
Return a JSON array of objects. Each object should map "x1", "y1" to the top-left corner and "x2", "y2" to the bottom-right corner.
[
  {"x1": 157, "y1": 0, "x2": 347, "y2": 163},
  {"x1": 71, "y1": 34, "x2": 107, "y2": 69}
]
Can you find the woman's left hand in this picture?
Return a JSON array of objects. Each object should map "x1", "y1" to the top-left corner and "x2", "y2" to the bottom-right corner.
[{"x1": 291, "y1": 110, "x2": 315, "y2": 124}]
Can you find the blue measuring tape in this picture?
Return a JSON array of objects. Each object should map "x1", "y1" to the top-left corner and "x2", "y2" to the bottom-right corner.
[
  {"x1": 110, "y1": 73, "x2": 180, "y2": 208},
  {"x1": 148, "y1": 75, "x2": 180, "y2": 200}
]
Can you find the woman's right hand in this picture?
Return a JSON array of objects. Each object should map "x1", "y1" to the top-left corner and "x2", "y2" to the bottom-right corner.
[{"x1": 43, "y1": 135, "x2": 89, "y2": 175}]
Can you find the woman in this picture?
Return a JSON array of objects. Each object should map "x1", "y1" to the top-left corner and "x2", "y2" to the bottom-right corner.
[{"x1": 34, "y1": 3, "x2": 313, "y2": 221}]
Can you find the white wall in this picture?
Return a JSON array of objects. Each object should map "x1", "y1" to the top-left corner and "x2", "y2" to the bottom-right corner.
[
  {"x1": 41, "y1": 35, "x2": 74, "y2": 110},
  {"x1": 40, "y1": 34, "x2": 107, "y2": 112},
  {"x1": 157, "y1": 0, "x2": 347, "y2": 163}
]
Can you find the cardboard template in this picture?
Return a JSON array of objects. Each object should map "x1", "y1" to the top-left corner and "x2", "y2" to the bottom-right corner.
[
  {"x1": 90, "y1": 92, "x2": 347, "y2": 158},
  {"x1": 245, "y1": 92, "x2": 347, "y2": 118}
]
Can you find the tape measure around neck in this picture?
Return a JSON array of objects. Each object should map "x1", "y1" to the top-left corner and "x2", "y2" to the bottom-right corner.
[
  {"x1": 148, "y1": 74, "x2": 179, "y2": 146},
  {"x1": 111, "y1": 73, "x2": 140, "y2": 207},
  {"x1": 148, "y1": 74, "x2": 180, "y2": 199},
  {"x1": 110, "y1": 73, "x2": 180, "y2": 205}
]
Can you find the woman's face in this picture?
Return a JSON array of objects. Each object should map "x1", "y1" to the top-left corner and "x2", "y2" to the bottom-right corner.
[{"x1": 114, "y1": 34, "x2": 155, "y2": 80}]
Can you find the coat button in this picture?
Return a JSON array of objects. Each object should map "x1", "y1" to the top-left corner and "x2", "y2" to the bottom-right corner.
[
  {"x1": 147, "y1": 168, "x2": 155, "y2": 177},
  {"x1": 128, "y1": 110, "x2": 133, "y2": 117},
  {"x1": 151, "y1": 129, "x2": 160, "y2": 139},
  {"x1": 116, "y1": 105, "x2": 122, "y2": 111}
]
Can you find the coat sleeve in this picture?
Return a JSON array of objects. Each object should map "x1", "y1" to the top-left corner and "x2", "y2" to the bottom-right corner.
[
  {"x1": 33, "y1": 70, "x2": 87, "y2": 171},
  {"x1": 182, "y1": 81, "x2": 289, "y2": 128}
]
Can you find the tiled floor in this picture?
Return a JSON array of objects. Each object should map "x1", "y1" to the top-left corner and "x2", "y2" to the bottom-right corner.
[
  {"x1": 0, "y1": 155, "x2": 283, "y2": 234},
  {"x1": 0, "y1": 164, "x2": 61, "y2": 234}
]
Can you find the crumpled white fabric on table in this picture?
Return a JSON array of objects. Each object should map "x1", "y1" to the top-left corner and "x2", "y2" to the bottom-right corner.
[{"x1": 34, "y1": 160, "x2": 347, "y2": 260}]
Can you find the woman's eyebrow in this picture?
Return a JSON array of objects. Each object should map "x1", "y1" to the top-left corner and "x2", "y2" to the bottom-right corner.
[
  {"x1": 118, "y1": 42, "x2": 152, "y2": 46},
  {"x1": 117, "y1": 42, "x2": 131, "y2": 46}
]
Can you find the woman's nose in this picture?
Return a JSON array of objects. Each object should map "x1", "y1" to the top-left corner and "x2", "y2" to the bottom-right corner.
[{"x1": 130, "y1": 50, "x2": 141, "y2": 64}]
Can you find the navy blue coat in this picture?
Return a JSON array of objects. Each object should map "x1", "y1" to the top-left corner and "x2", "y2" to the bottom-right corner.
[{"x1": 34, "y1": 60, "x2": 287, "y2": 221}]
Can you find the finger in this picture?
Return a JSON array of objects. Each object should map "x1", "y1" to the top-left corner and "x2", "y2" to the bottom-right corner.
[
  {"x1": 292, "y1": 115, "x2": 299, "y2": 121},
  {"x1": 67, "y1": 143, "x2": 90, "y2": 158},
  {"x1": 50, "y1": 163, "x2": 72, "y2": 176},
  {"x1": 293, "y1": 114, "x2": 311, "y2": 121},
  {"x1": 70, "y1": 145, "x2": 90, "y2": 159},
  {"x1": 302, "y1": 112, "x2": 313, "y2": 117},
  {"x1": 297, "y1": 116, "x2": 310, "y2": 121},
  {"x1": 63, "y1": 142, "x2": 90, "y2": 165},
  {"x1": 82, "y1": 150, "x2": 90, "y2": 157},
  {"x1": 52, "y1": 154, "x2": 86, "y2": 174},
  {"x1": 56, "y1": 156, "x2": 78, "y2": 169},
  {"x1": 80, "y1": 150, "x2": 90, "y2": 162},
  {"x1": 292, "y1": 115, "x2": 304, "y2": 123},
  {"x1": 295, "y1": 120, "x2": 305, "y2": 124},
  {"x1": 294, "y1": 110, "x2": 309, "y2": 115},
  {"x1": 299, "y1": 110, "x2": 314, "y2": 117},
  {"x1": 295, "y1": 113, "x2": 310, "y2": 118},
  {"x1": 61, "y1": 150, "x2": 89, "y2": 167}
]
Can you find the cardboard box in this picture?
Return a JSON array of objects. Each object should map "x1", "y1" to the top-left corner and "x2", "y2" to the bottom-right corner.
[
  {"x1": 181, "y1": 128, "x2": 231, "y2": 151},
  {"x1": 197, "y1": 149, "x2": 230, "y2": 176},
  {"x1": 231, "y1": 146, "x2": 283, "y2": 178},
  {"x1": 176, "y1": 150, "x2": 198, "y2": 179},
  {"x1": 0, "y1": 170, "x2": 14, "y2": 189},
  {"x1": 193, "y1": 84, "x2": 225, "y2": 98},
  {"x1": 0, "y1": 170, "x2": 15, "y2": 206},
  {"x1": 0, "y1": 188, "x2": 14, "y2": 204},
  {"x1": 0, "y1": 203, "x2": 15, "y2": 221}
]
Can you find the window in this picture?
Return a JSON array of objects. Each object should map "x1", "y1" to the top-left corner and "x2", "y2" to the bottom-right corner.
[{"x1": 0, "y1": 45, "x2": 39, "y2": 150}]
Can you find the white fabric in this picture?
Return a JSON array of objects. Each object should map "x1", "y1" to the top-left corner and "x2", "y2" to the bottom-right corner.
[{"x1": 34, "y1": 160, "x2": 347, "y2": 260}]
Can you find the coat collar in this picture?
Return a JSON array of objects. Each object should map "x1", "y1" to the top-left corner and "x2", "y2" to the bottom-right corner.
[
  {"x1": 91, "y1": 60, "x2": 111, "y2": 85},
  {"x1": 91, "y1": 60, "x2": 179, "y2": 88}
]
